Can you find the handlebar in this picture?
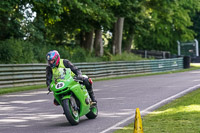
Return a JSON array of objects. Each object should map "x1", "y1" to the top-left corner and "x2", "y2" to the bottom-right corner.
[{"x1": 73, "y1": 76, "x2": 84, "y2": 83}]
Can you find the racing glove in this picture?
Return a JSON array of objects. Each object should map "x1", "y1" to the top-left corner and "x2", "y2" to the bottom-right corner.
[{"x1": 48, "y1": 86, "x2": 51, "y2": 92}]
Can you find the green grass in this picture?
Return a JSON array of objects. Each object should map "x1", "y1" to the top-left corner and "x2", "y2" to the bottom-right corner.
[
  {"x1": 0, "y1": 84, "x2": 46, "y2": 95},
  {"x1": 110, "y1": 52, "x2": 146, "y2": 61},
  {"x1": 114, "y1": 88, "x2": 200, "y2": 133}
]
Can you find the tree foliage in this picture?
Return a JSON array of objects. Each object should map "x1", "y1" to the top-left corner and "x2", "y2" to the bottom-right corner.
[
  {"x1": 0, "y1": 0, "x2": 200, "y2": 63},
  {"x1": 134, "y1": 0, "x2": 200, "y2": 53},
  {"x1": 0, "y1": 0, "x2": 27, "y2": 40}
]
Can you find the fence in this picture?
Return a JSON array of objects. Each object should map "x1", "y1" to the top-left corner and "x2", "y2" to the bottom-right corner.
[
  {"x1": 131, "y1": 50, "x2": 171, "y2": 59},
  {"x1": 0, "y1": 58, "x2": 183, "y2": 88}
]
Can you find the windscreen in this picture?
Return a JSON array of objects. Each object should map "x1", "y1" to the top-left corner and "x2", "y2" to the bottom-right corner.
[{"x1": 53, "y1": 68, "x2": 67, "y2": 82}]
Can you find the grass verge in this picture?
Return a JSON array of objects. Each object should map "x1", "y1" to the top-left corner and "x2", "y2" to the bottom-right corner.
[
  {"x1": 114, "y1": 88, "x2": 200, "y2": 133},
  {"x1": 0, "y1": 85, "x2": 46, "y2": 95}
]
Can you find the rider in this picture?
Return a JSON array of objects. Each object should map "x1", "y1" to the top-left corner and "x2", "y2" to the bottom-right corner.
[{"x1": 46, "y1": 50, "x2": 97, "y2": 105}]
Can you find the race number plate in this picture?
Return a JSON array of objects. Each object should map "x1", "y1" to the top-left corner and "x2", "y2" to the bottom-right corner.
[{"x1": 55, "y1": 82, "x2": 65, "y2": 89}]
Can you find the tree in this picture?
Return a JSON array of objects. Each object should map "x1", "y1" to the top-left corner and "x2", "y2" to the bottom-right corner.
[
  {"x1": 94, "y1": 29, "x2": 103, "y2": 56},
  {"x1": 112, "y1": 17, "x2": 124, "y2": 55},
  {"x1": 2, "y1": 0, "x2": 200, "y2": 58},
  {"x1": 110, "y1": 0, "x2": 145, "y2": 55},
  {"x1": 60, "y1": 0, "x2": 118, "y2": 55},
  {"x1": 190, "y1": 12, "x2": 200, "y2": 42},
  {"x1": 0, "y1": 1, "x2": 29, "y2": 40},
  {"x1": 122, "y1": 0, "x2": 149, "y2": 53},
  {"x1": 34, "y1": 0, "x2": 118, "y2": 56},
  {"x1": 134, "y1": 0, "x2": 200, "y2": 53}
]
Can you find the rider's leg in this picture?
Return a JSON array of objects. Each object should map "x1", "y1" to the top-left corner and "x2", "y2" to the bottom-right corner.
[{"x1": 83, "y1": 78, "x2": 97, "y2": 103}]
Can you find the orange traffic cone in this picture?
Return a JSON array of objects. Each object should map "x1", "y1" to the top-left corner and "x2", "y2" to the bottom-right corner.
[{"x1": 133, "y1": 108, "x2": 143, "y2": 133}]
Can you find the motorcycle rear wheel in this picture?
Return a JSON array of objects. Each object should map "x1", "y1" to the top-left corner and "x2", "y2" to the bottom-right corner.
[{"x1": 62, "y1": 97, "x2": 80, "y2": 125}]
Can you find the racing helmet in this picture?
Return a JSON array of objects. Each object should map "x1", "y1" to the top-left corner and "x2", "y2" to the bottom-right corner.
[{"x1": 46, "y1": 50, "x2": 60, "y2": 68}]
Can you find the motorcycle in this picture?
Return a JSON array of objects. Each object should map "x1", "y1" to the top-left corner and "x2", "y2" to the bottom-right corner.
[{"x1": 49, "y1": 68, "x2": 98, "y2": 125}]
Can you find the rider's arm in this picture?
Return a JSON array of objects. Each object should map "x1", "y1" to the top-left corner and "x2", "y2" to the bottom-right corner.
[
  {"x1": 46, "y1": 66, "x2": 52, "y2": 87},
  {"x1": 63, "y1": 59, "x2": 82, "y2": 76}
]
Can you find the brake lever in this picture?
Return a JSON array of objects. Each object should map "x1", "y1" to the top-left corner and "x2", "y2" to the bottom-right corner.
[
  {"x1": 73, "y1": 78, "x2": 83, "y2": 83},
  {"x1": 73, "y1": 76, "x2": 79, "y2": 82}
]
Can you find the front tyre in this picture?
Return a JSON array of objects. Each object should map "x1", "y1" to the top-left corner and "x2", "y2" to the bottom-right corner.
[
  {"x1": 62, "y1": 98, "x2": 79, "y2": 125},
  {"x1": 86, "y1": 105, "x2": 98, "y2": 119}
]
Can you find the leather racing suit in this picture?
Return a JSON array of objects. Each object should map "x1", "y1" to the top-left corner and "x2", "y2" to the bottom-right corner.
[{"x1": 46, "y1": 59, "x2": 96, "y2": 102}]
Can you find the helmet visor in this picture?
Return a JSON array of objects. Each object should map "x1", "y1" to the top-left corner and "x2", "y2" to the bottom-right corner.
[{"x1": 48, "y1": 59, "x2": 56, "y2": 67}]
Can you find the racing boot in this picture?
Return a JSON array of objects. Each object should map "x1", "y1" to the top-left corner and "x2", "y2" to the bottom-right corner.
[
  {"x1": 83, "y1": 78, "x2": 97, "y2": 105},
  {"x1": 88, "y1": 91, "x2": 97, "y2": 105}
]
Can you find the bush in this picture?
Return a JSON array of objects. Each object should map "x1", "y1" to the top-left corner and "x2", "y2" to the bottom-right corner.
[
  {"x1": 110, "y1": 52, "x2": 144, "y2": 61},
  {"x1": 32, "y1": 43, "x2": 72, "y2": 63},
  {"x1": 71, "y1": 47, "x2": 87, "y2": 62},
  {"x1": 0, "y1": 39, "x2": 146, "y2": 64},
  {"x1": 0, "y1": 38, "x2": 35, "y2": 64},
  {"x1": 56, "y1": 46, "x2": 72, "y2": 60},
  {"x1": 32, "y1": 43, "x2": 48, "y2": 63}
]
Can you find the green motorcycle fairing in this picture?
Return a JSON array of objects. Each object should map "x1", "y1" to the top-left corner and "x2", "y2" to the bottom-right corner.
[{"x1": 50, "y1": 68, "x2": 90, "y2": 117}]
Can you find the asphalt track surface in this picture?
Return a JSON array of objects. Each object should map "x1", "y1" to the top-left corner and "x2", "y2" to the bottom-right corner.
[{"x1": 1, "y1": 69, "x2": 200, "y2": 133}]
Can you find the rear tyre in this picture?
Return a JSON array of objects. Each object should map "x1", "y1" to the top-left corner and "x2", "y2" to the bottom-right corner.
[
  {"x1": 62, "y1": 97, "x2": 79, "y2": 125},
  {"x1": 86, "y1": 105, "x2": 98, "y2": 119}
]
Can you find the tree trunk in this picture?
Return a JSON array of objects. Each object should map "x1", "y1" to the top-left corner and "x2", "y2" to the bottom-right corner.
[
  {"x1": 79, "y1": 31, "x2": 85, "y2": 48},
  {"x1": 0, "y1": 15, "x2": 9, "y2": 40},
  {"x1": 94, "y1": 29, "x2": 103, "y2": 56},
  {"x1": 79, "y1": 30, "x2": 94, "y2": 52},
  {"x1": 112, "y1": 17, "x2": 124, "y2": 55},
  {"x1": 124, "y1": 34, "x2": 134, "y2": 53},
  {"x1": 84, "y1": 30, "x2": 94, "y2": 52}
]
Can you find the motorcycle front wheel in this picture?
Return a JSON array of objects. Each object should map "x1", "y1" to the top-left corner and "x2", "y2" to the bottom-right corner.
[{"x1": 62, "y1": 97, "x2": 80, "y2": 125}]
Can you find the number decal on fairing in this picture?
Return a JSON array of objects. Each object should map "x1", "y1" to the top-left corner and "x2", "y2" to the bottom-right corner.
[{"x1": 56, "y1": 82, "x2": 65, "y2": 89}]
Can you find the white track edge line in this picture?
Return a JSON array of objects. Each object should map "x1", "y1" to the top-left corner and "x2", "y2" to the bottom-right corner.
[{"x1": 100, "y1": 84, "x2": 200, "y2": 133}]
